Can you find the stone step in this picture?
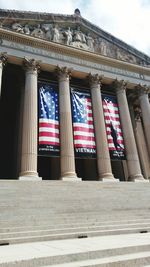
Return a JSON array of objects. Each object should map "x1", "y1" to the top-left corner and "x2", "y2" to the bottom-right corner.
[
  {"x1": 0, "y1": 211, "x2": 149, "y2": 220},
  {"x1": 1, "y1": 233, "x2": 150, "y2": 266},
  {"x1": 1, "y1": 214, "x2": 150, "y2": 229},
  {"x1": 0, "y1": 181, "x2": 150, "y2": 265},
  {"x1": 0, "y1": 225, "x2": 150, "y2": 245},
  {"x1": 1, "y1": 220, "x2": 150, "y2": 234},
  {"x1": 43, "y1": 252, "x2": 150, "y2": 267},
  {"x1": 0, "y1": 219, "x2": 148, "y2": 232}
]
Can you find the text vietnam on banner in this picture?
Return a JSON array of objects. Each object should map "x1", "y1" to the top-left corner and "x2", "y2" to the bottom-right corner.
[
  {"x1": 38, "y1": 82, "x2": 60, "y2": 156},
  {"x1": 102, "y1": 94, "x2": 126, "y2": 160},
  {"x1": 71, "y1": 88, "x2": 96, "y2": 158}
]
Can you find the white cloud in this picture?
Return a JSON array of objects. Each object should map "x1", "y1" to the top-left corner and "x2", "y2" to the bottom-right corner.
[
  {"x1": 83, "y1": 0, "x2": 150, "y2": 55},
  {"x1": 0, "y1": 0, "x2": 74, "y2": 13},
  {"x1": 0, "y1": 0, "x2": 149, "y2": 55}
]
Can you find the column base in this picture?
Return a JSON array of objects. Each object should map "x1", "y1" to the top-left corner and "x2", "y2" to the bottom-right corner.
[
  {"x1": 19, "y1": 176, "x2": 42, "y2": 181},
  {"x1": 62, "y1": 177, "x2": 82, "y2": 181},
  {"x1": 19, "y1": 172, "x2": 42, "y2": 181},
  {"x1": 60, "y1": 172, "x2": 81, "y2": 181},
  {"x1": 128, "y1": 174, "x2": 148, "y2": 182},
  {"x1": 98, "y1": 173, "x2": 118, "y2": 182},
  {"x1": 101, "y1": 178, "x2": 119, "y2": 182}
]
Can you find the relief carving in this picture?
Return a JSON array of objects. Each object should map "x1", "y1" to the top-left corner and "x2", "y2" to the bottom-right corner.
[
  {"x1": 99, "y1": 40, "x2": 107, "y2": 56},
  {"x1": 9, "y1": 21, "x2": 140, "y2": 64},
  {"x1": 31, "y1": 24, "x2": 45, "y2": 38},
  {"x1": 116, "y1": 48, "x2": 137, "y2": 64},
  {"x1": 73, "y1": 26, "x2": 82, "y2": 42},
  {"x1": 42, "y1": 24, "x2": 53, "y2": 41},
  {"x1": 24, "y1": 24, "x2": 30, "y2": 35},
  {"x1": 12, "y1": 22, "x2": 24, "y2": 33},
  {"x1": 51, "y1": 24, "x2": 60, "y2": 43},
  {"x1": 95, "y1": 38, "x2": 111, "y2": 57},
  {"x1": 86, "y1": 33, "x2": 94, "y2": 52},
  {"x1": 63, "y1": 27, "x2": 73, "y2": 45}
]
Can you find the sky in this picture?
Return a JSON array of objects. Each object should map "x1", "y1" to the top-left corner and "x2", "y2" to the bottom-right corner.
[{"x1": 0, "y1": 0, "x2": 149, "y2": 56}]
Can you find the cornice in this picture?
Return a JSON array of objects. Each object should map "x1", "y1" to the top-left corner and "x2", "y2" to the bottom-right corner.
[{"x1": 0, "y1": 27, "x2": 150, "y2": 76}]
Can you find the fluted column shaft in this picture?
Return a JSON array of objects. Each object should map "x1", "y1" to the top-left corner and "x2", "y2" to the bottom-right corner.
[
  {"x1": 19, "y1": 58, "x2": 41, "y2": 180},
  {"x1": 57, "y1": 67, "x2": 77, "y2": 179},
  {"x1": 115, "y1": 81, "x2": 144, "y2": 181},
  {"x1": 134, "y1": 117, "x2": 150, "y2": 179},
  {"x1": 0, "y1": 53, "x2": 7, "y2": 97},
  {"x1": 89, "y1": 74, "x2": 114, "y2": 181},
  {"x1": 138, "y1": 86, "x2": 150, "y2": 156}
]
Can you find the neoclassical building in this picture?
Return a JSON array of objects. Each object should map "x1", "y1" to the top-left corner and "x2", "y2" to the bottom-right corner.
[{"x1": 0, "y1": 8, "x2": 150, "y2": 181}]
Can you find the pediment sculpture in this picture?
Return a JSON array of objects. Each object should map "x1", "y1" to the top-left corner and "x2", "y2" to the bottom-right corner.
[{"x1": 1, "y1": 21, "x2": 143, "y2": 66}]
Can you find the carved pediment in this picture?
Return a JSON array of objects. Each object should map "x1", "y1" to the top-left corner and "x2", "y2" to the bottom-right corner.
[{"x1": 0, "y1": 8, "x2": 150, "y2": 67}]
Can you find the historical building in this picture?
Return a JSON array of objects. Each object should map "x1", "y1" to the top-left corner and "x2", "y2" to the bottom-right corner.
[{"x1": 0, "y1": 8, "x2": 150, "y2": 181}]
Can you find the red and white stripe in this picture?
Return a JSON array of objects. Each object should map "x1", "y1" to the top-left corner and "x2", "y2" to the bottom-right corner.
[
  {"x1": 103, "y1": 100, "x2": 124, "y2": 151},
  {"x1": 39, "y1": 118, "x2": 60, "y2": 146},
  {"x1": 73, "y1": 98, "x2": 96, "y2": 149}
]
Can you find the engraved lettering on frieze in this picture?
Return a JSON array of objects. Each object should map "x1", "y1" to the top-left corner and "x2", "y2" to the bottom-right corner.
[{"x1": 3, "y1": 40, "x2": 145, "y2": 81}]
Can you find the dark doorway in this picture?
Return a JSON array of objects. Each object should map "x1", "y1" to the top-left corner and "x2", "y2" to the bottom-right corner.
[
  {"x1": 75, "y1": 158, "x2": 98, "y2": 180},
  {"x1": 0, "y1": 64, "x2": 24, "y2": 179},
  {"x1": 38, "y1": 156, "x2": 60, "y2": 180},
  {"x1": 111, "y1": 160, "x2": 125, "y2": 181}
]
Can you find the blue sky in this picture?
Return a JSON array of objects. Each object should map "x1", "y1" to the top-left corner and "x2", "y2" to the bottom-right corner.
[{"x1": 0, "y1": 0, "x2": 149, "y2": 55}]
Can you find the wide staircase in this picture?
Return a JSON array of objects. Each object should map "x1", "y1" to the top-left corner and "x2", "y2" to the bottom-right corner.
[{"x1": 0, "y1": 180, "x2": 150, "y2": 266}]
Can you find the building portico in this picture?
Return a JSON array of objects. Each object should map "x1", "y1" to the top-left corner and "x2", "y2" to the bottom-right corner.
[{"x1": 0, "y1": 8, "x2": 150, "y2": 182}]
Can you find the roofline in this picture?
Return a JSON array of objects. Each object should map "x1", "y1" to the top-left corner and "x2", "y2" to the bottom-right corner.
[{"x1": 0, "y1": 8, "x2": 149, "y2": 63}]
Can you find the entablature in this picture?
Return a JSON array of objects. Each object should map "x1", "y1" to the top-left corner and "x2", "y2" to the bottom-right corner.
[{"x1": 0, "y1": 27, "x2": 150, "y2": 88}]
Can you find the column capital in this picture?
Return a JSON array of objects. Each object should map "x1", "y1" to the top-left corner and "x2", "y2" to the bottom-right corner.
[
  {"x1": 56, "y1": 66, "x2": 72, "y2": 81},
  {"x1": 113, "y1": 79, "x2": 127, "y2": 93},
  {"x1": 136, "y1": 84, "x2": 150, "y2": 96},
  {"x1": 88, "y1": 73, "x2": 103, "y2": 87},
  {"x1": 0, "y1": 52, "x2": 7, "y2": 66},
  {"x1": 23, "y1": 58, "x2": 41, "y2": 73}
]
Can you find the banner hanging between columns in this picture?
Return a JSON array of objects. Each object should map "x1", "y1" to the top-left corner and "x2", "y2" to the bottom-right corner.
[
  {"x1": 102, "y1": 94, "x2": 126, "y2": 160},
  {"x1": 71, "y1": 88, "x2": 96, "y2": 158},
  {"x1": 38, "y1": 82, "x2": 60, "y2": 156}
]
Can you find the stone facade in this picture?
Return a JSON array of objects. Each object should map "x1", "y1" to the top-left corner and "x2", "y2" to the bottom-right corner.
[{"x1": 0, "y1": 8, "x2": 150, "y2": 181}]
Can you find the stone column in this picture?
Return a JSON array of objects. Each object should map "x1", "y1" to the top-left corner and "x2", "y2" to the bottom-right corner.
[
  {"x1": 137, "y1": 85, "x2": 150, "y2": 157},
  {"x1": 115, "y1": 80, "x2": 144, "y2": 181},
  {"x1": 57, "y1": 66, "x2": 78, "y2": 180},
  {"x1": 89, "y1": 74, "x2": 115, "y2": 181},
  {"x1": 19, "y1": 58, "x2": 42, "y2": 180},
  {"x1": 0, "y1": 52, "x2": 7, "y2": 97},
  {"x1": 134, "y1": 115, "x2": 150, "y2": 180}
]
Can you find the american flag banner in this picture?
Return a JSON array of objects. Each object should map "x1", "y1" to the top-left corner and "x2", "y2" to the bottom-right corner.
[
  {"x1": 102, "y1": 94, "x2": 126, "y2": 160},
  {"x1": 38, "y1": 82, "x2": 60, "y2": 156},
  {"x1": 71, "y1": 88, "x2": 96, "y2": 158}
]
